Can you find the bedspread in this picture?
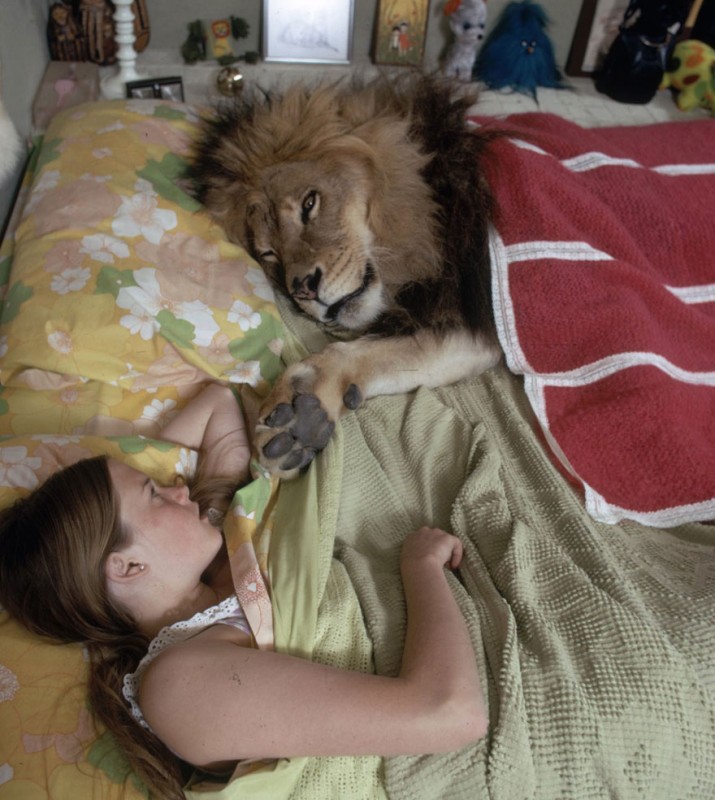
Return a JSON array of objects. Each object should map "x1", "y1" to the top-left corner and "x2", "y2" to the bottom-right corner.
[
  {"x1": 324, "y1": 369, "x2": 715, "y2": 799},
  {"x1": 2, "y1": 99, "x2": 715, "y2": 800},
  {"x1": 481, "y1": 113, "x2": 715, "y2": 527},
  {"x1": 264, "y1": 292, "x2": 715, "y2": 800}
]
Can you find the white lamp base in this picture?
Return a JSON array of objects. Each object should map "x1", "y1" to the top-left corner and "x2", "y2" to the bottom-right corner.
[{"x1": 100, "y1": 0, "x2": 145, "y2": 99}]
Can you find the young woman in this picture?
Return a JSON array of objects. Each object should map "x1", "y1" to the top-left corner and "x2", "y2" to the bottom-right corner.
[{"x1": 0, "y1": 383, "x2": 487, "y2": 799}]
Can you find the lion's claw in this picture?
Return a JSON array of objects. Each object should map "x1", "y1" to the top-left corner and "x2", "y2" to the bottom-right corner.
[
  {"x1": 258, "y1": 392, "x2": 335, "y2": 477},
  {"x1": 262, "y1": 431, "x2": 295, "y2": 458},
  {"x1": 280, "y1": 447, "x2": 317, "y2": 472},
  {"x1": 342, "y1": 383, "x2": 362, "y2": 410},
  {"x1": 264, "y1": 403, "x2": 294, "y2": 427}
]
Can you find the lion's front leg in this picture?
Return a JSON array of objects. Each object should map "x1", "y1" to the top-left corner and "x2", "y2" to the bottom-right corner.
[{"x1": 255, "y1": 331, "x2": 501, "y2": 478}]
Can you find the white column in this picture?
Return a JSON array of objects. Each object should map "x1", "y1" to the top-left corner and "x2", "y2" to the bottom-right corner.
[{"x1": 101, "y1": 0, "x2": 144, "y2": 99}]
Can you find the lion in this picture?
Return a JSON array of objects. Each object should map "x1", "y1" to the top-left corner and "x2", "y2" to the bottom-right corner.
[{"x1": 189, "y1": 73, "x2": 502, "y2": 478}]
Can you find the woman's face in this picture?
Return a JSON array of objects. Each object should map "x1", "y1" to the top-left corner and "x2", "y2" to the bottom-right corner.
[{"x1": 107, "y1": 460, "x2": 223, "y2": 587}]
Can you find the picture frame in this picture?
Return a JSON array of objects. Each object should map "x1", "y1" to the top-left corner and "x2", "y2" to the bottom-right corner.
[
  {"x1": 565, "y1": 0, "x2": 629, "y2": 77},
  {"x1": 373, "y1": 0, "x2": 430, "y2": 67},
  {"x1": 262, "y1": 0, "x2": 354, "y2": 64},
  {"x1": 125, "y1": 76, "x2": 185, "y2": 101}
]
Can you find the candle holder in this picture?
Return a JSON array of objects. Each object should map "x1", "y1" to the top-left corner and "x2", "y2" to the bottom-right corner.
[{"x1": 101, "y1": 0, "x2": 144, "y2": 99}]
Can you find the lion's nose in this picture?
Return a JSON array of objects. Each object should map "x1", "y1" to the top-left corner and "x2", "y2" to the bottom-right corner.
[{"x1": 291, "y1": 268, "x2": 322, "y2": 301}]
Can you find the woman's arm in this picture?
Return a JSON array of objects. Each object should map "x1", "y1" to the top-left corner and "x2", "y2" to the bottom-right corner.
[
  {"x1": 397, "y1": 526, "x2": 485, "y2": 742},
  {"x1": 138, "y1": 527, "x2": 487, "y2": 767},
  {"x1": 158, "y1": 383, "x2": 251, "y2": 487}
]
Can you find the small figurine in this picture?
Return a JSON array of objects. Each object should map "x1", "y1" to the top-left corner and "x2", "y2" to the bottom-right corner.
[
  {"x1": 442, "y1": 0, "x2": 488, "y2": 82},
  {"x1": 181, "y1": 20, "x2": 206, "y2": 65},
  {"x1": 47, "y1": 2, "x2": 87, "y2": 62}
]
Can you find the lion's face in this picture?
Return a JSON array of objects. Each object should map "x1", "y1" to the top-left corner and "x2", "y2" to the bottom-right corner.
[{"x1": 242, "y1": 155, "x2": 388, "y2": 332}]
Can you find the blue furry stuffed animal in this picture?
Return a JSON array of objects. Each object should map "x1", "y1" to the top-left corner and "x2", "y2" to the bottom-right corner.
[{"x1": 473, "y1": 0, "x2": 565, "y2": 98}]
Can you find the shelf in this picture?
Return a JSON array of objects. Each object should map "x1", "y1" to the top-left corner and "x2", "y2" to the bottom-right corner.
[{"x1": 115, "y1": 48, "x2": 383, "y2": 104}]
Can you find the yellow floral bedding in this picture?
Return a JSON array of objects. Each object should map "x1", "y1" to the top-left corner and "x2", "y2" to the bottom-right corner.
[{"x1": 0, "y1": 99, "x2": 285, "y2": 798}]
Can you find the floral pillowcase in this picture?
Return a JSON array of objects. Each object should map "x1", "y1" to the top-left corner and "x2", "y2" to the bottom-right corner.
[{"x1": 0, "y1": 98, "x2": 284, "y2": 442}]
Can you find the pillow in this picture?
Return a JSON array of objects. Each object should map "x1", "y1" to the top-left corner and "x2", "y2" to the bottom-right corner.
[
  {"x1": 0, "y1": 434, "x2": 189, "y2": 797},
  {"x1": 0, "y1": 380, "x2": 204, "y2": 439},
  {"x1": 0, "y1": 432, "x2": 277, "y2": 798},
  {"x1": 0, "y1": 99, "x2": 284, "y2": 408}
]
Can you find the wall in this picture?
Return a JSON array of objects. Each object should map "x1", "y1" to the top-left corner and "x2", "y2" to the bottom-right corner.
[{"x1": 0, "y1": 0, "x2": 49, "y2": 237}]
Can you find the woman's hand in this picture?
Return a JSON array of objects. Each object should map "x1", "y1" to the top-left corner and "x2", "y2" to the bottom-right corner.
[{"x1": 401, "y1": 526, "x2": 463, "y2": 573}]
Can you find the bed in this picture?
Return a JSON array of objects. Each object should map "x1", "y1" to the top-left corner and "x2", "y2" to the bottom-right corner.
[{"x1": 0, "y1": 91, "x2": 714, "y2": 800}]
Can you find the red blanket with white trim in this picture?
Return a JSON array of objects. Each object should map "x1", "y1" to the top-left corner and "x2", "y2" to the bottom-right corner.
[{"x1": 476, "y1": 112, "x2": 715, "y2": 527}]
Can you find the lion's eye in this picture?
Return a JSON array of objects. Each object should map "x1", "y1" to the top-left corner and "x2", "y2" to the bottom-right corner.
[
  {"x1": 258, "y1": 249, "x2": 278, "y2": 263},
  {"x1": 301, "y1": 190, "x2": 319, "y2": 224}
]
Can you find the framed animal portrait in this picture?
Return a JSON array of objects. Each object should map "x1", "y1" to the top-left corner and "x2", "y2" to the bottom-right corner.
[
  {"x1": 565, "y1": 0, "x2": 629, "y2": 76},
  {"x1": 373, "y1": 0, "x2": 431, "y2": 67},
  {"x1": 262, "y1": 0, "x2": 354, "y2": 64}
]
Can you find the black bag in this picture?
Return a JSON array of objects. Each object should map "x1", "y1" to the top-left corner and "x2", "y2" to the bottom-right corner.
[{"x1": 595, "y1": 0, "x2": 690, "y2": 104}]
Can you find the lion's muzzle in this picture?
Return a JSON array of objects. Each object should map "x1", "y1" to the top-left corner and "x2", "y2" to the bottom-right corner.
[{"x1": 288, "y1": 262, "x2": 384, "y2": 330}]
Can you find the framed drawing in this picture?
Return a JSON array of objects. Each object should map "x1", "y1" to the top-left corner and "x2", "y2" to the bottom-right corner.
[
  {"x1": 565, "y1": 0, "x2": 629, "y2": 76},
  {"x1": 373, "y1": 0, "x2": 430, "y2": 67},
  {"x1": 263, "y1": 0, "x2": 354, "y2": 64}
]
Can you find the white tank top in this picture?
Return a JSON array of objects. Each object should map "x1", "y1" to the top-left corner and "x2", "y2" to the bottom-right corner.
[{"x1": 122, "y1": 594, "x2": 251, "y2": 730}]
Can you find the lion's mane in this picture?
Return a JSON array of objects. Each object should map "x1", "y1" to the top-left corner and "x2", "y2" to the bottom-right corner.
[{"x1": 189, "y1": 73, "x2": 499, "y2": 338}]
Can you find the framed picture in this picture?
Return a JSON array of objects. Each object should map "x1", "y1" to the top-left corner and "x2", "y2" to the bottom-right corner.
[
  {"x1": 565, "y1": 0, "x2": 629, "y2": 77},
  {"x1": 125, "y1": 76, "x2": 185, "y2": 101},
  {"x1": 373, "y1": 0, "x2": 430, "y2": 67},
  {"x1": 263, "y1": 0, "x2": 354, "y2": 64}
]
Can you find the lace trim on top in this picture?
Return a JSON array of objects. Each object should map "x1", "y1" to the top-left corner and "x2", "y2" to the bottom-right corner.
[{"x1": 122, "y1": 594, "x2": 250, "y2": 731}]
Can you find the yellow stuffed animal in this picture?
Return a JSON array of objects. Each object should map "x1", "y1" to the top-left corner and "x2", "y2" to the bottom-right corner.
[{"x1": 660, "y1": 39, "x2": 715, "y2": 114}]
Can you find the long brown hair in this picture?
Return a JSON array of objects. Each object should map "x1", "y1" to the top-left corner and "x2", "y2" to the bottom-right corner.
[{"x1": 0, "y1": 455, "x2": 238, "y2": 799}]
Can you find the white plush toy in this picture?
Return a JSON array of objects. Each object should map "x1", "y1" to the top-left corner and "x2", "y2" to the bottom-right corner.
[
  {"x1": 442, "y1": 0, "x2": 488, "y2": 81},
  {"x1": 0, "y1": 60, "x2": 23, "y2": 183}
]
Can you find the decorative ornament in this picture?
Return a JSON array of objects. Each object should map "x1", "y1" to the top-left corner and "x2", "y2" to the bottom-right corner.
[
  {"x1": 100, "y1": 0, "x2": 144, "y2": 99},
  {"x1": 217, "y1": 65, "x2": 244, "y2": 97},
  {"x1": 182, "y1": 17, "x2": 259, "y2": 67},
  {"x1": 48, "y1": 1, "x2": 150, "y2": 65},
  {"x1": 48, "y1": 2, "x2": 88, "y2": 62}
]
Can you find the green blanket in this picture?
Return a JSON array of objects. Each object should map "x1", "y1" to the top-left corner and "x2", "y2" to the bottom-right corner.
[
  {"x1": 222, "y1": 300, "x2": 715, "y2": 800},
  {"x1": 334, "y1": 370, "x2": 715, "y2": 799}
]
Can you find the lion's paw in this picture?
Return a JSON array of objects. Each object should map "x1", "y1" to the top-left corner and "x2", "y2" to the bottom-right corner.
[{"x1": 256, "y1": 393, "x2": 336, "y2": 479}]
